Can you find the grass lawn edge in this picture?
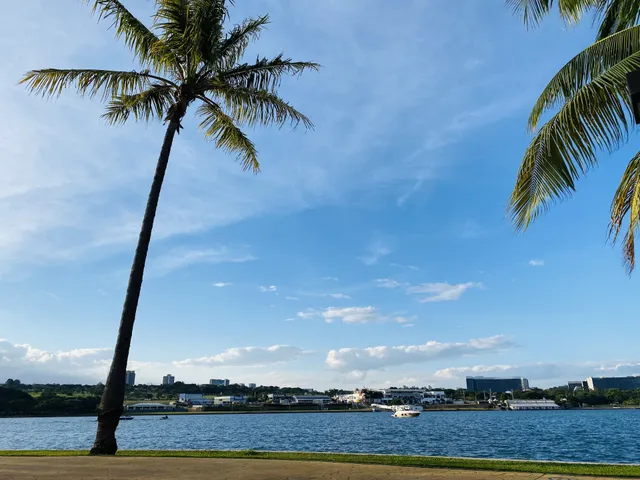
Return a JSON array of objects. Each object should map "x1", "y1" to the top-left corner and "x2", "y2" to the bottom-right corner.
[{"x1": 0, "y1": 450, "x2": 639, "y2": 477}]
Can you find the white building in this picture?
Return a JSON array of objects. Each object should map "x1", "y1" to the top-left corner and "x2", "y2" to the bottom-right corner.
[
  {"x1": 334, "y1": 390, "x2": 366, "y2": 404},
  {"x1": 376, "y1": 388, "x2": 449, "y2": 404},
  {"x1": 292, "y1": 395, "x2": 331, "y2": 405},
  {"x1": 209, "y1": 379, "x2": 230, "y2": 386},
  {"x1": 126, "y1": 402, "x2": 173, "y2": 412},
  {"x1": 162, "y1": 374, "x2": 175, "y2": 385},
  {"x1": 248, "y1": 383, "x2": 257, "y2": 389},
  {"x1": 506, "y1": 399, "x2": 559, "y2": 410},
  {"x1": 213, "y1": 395, "x2": 247, "y2": 406}
]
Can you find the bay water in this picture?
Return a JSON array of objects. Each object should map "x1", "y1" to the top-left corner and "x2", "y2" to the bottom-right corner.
[{"x1": 0, "y1": 409, "x2": 637, "y2": 463}]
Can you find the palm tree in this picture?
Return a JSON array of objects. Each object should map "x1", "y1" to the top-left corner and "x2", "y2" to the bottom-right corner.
[
  {"x1": 20, "y1": 0, "x2": 317, "y2": 455},
  {"x1": 507, "y1": 0, "x2": 640, "y2": 40},
  {"x1": 506, "y1": 1, "x2": 640, "y2": 272}
]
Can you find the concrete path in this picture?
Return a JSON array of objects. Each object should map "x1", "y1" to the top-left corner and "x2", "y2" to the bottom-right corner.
[{"x1": 0, "y1": 457, "x2": 620, "y2": 480}]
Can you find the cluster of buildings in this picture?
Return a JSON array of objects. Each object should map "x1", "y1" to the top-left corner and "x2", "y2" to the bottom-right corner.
[{"x1": 123, "y1": 372, "x2": 258, "y2": 389}]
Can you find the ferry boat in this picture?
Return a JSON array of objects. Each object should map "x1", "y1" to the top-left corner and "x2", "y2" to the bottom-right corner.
[{"x1": 119, "y1": 416, "x2": 134, "y2": 420}]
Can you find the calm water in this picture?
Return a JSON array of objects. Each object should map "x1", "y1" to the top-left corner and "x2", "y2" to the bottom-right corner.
[{"x1": 1, "y1": 410, "x2": 638, "y2": 463}]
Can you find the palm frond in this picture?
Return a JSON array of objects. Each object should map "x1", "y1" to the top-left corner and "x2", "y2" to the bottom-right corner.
[
  {"x1": 154, "y1": 0, "x2": 189, "y2": 61},
  {"x1": 220, "y1": 54, "x2": 320, "y2": 92},
  {"x1": 506, "y1": 0, "x2": 593, "y2": 28},
  {"x1": 528, "y1": 25, "x2": 640, "y2": 131},
  {"x1": 86, "y1": 0, "x2": 173, "y2": 72},
  {"x1": 509, "y1": 49, "x2": 640, "y2": 230},
  {"x1": 186, "y1": 0, "x2": 228, "y2": 64},
  {"x1": 102, "y1": 84, "x2": 174, "y2": 124},
  {"x1": 609, "y1": 150, "x2": 640, "y2": 273},
  {"x1": 594, "y1": 0, "x2": 640, "y2": 40},
  {"x1": 218, "y1": 15, "x2": 270, "y2": 68},
  {"x1": 18, "y1": 69, "x2": 172, "y2": 101},
  {"x1": 196, "y1": 100, "x2": 259, "y2": 172},
  {"x1": 208, "y1": 85, "x2": 312, "y2": 129}
]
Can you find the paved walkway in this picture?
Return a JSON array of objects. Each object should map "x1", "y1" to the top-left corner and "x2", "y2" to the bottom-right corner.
[{"x1": 0, "y1": 457, "x2": 619, "y2": 480}]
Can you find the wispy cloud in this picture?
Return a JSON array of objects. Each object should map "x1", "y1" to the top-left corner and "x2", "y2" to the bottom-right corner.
[
  {"x1": 326, "y1": 335, "x2": 514, "y2": 372},
  {"x1": 298, "y1": 306, "x2": 410, "y2": 325},
  {"x1": 285, "y1": 296, "x2": 299, "y2": 301},
  {"x1": 43, "y1": 291, "x2": 61, "y2": 302},
  {"x1": 258, "y1": 285, "x2": 277, "y2": 293},
  {"x1": 148, "y1": 247, "x2": 255, "y2": 277},
  {"x1": 359, "y1": 239, "x2": 392, "y2": 266},
  {"x1": 375, "y1": 278, "x2": 407, "y2": 289},
  {"x1": 529, "y1": 259, "x2": 544, "y2": 267},
  {"x1": 174, "y1": 345, "x2": 310, "y2": 367},
  {"x1": 213, "y1": 282, "x2": 232, "y2": 288},
  {"x1": 406, "y1": 282, "x2": 482, "y2": 303},
  {"x1": 459, "y1": 219, "x2": 487, "y2": 239},
  {"x1": 390, "y1": 263, "x2": 420, "y2": 271},
  {"x1": 396, "y1": 177, "x2": 424, "y2": 206},
  {"x1": 322, "y1": 276, "x2": 339, "y2": 281},
  {"x1": 303, "y1": 292, "x2": 352, "y2": 300}
]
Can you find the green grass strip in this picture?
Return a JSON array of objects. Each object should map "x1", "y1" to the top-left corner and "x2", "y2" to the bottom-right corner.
[{"x1": 0, "y1": 450, "x2": 639, "y2": 477}]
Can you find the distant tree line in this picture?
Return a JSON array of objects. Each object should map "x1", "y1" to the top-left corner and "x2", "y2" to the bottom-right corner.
[{"x1": 0, "y1": 387, "x2": 100, "y2": 416}]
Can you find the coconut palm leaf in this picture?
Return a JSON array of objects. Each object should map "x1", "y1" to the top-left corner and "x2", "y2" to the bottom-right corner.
[
  {"x1": 219, "y1": 15, "x2": 270, "y2": 68},
  {"x1": 509, "y1": 43, "x2": 640, "y2": 230},
  {"x1": 609, "y1": 150, "x2": 640, "y2": 272},
  {"x1": 594, "y1": 0, "x2": 640, "y2": 39},
  {"x1": 529, "y1": 25, "x2": 640, "y2": 130},
  {"x1": 222, "y1": 54, "x2": 320, "y2": 91},
  {"x1": 196, "y1": 100, "x2": 259, "y2": 172},
  {"x1": 103, "y1": 84, "x2": 175, "y2": 124},
  {"x1": 506, "y1": 0, "x2": 595, "y2": 27},
  {"x1": 211, "y1": 85, "x2": 313, "y2": 129},
  {"x1": 19, "y1": 69, "x2": 173, "y2": 101}
]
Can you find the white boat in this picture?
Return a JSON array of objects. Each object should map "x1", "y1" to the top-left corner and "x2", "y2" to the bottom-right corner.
[{"x1": 392, "y1": 409, "x2": 421, "y2": 418}]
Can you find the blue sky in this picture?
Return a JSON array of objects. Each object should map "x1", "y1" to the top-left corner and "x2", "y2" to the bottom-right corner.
[{"x1": 1, "y1": 0, "x2": 640, "y2": 389}]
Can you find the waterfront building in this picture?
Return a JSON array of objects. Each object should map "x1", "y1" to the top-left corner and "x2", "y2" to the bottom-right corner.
[
  {"x1": 292, "y1": 395, "x2": 331, "y2": 405},
  {"x1": 587, "y1": 376, "x2": 640, "y2": 391},
  {"x1": 375, "y1": 388, "x2": 448, "y2": 404},
  {"x1": 178, "y1": 393, "x2": 212, "y2": 405},
  {"x1": 248, "y1": 383, "x2": 257, "y2": 389},
  {"x1": 125, "y1": 370, "x2": 136, "y2": 386},
  {"x1": 209, "y1": 378, "x2": 230, "y2": 386},
  {"x1": 335, "y1": 390, "x2": 367, "y2": 404},
  {"x1": 266, "y1": 394, "x2": 294, "y2": 404},
  {"x1": 568, "y1": 381, "x2": 588, "y2": 391},
  {"x1": 125, "y1": 402, "x2": 175, "y2": 412},
  {"x1": 213, "y1": 395, "x2": 246, "y2": 406},
  {"x1": 466, "y1": 376, "x2": 529, "y2": 393},
  {"x1": 506, "y1": 399, "x2": 559, "y2": 410},
  {"x1": 162, "y1": 374, "x2": 175, "y2": 386}
]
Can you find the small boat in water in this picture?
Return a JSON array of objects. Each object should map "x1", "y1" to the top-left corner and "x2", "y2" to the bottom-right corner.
[
  {"x1": 160, "y1": 415, "x2": 169, "y2": 420},
  {"x1": 392, "y1": 409, "x2": 421, "y2": 418},
  {"x1": 119, "y1": 416, "x2": 134, "y2": 420}
]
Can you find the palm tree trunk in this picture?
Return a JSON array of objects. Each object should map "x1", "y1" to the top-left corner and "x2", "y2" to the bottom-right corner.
[{"x1": 90, "y1": 118, "x2": 180, "y2": 455}]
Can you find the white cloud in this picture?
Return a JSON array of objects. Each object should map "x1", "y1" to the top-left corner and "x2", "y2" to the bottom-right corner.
[
  {"x1": 390, "y1": 263, "x2": 419, "y2": 271},
  {"x1": 326, "y1": 335, "x2": 514, "y2": 372},
  {"x1": 529, "y1": 259, "x2": 545, "y2": 267},
  {"x1": 401, "y1": 324, "x2": 415, "y2": 328},
  {"x1": 284, "y1": 296, "x2": 299, "y2": 300},
  {"x1": 305, "y1": 292, "x2": 352, "y2": 299},
  {"x1": 298, "y1": 306, "x2": 410, "y2": 324},
  {"x1": 396, "y1": 177, "x2": 424, "y2": 206},
  {"x1": 148, "y1": 247, "x2": 255, "y2": 277},
  {"x1": 375, "y1": 278, "x2": 406, "y2": 289},
  {"x1": 259, "y1": 285, "x2": 277, "y2": 292},
  {"x1": 322, "y1": 276, "x2": 339, "y2": 281},
  {"x1": 459, "y1": 219, "x2": 487, "y2": 239},
  {"x1": 0, "y1": 338, "x2": 112, "y2": 383},
  {"x1": 213, "y1": 282, "x2": 232, "y2": 288},
  {"x1": 284, "y1": 318, "x2": 296, "y2": 322},
  {"x1": 359, "y1": 239, "x2": 391, "y2": 266},
  {"x1": 406, "y1": 282, "x2": 482, "y2": 302},
  {"x1": 174, "y1": 345, "x2": 309, "y2": 367}
]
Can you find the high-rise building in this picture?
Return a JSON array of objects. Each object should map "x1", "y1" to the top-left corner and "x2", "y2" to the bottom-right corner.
[
  {"x1": 209, "y1": 378, "x2": 230, "y2": 386},
  {"x1": 587, "y1": 376, "x2": 640, "y2": 391},
  {"x1": 568, "y1": 381, "x2": 588, "y2": 391},
  {"x1": 162, "y1": 374, "x2": 175, "y2": 386},
  {"x1": 125, "y1": 370, "x2": 136, "y2": 386},
  {"x1": 248, "y1": 383, "x2": 256, "y2": 389},
  {"x1": 466, "y1": 376, "x2": 529, "y2": 393}
]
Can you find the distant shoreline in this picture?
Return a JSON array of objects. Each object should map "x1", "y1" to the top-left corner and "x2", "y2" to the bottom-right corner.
[{"x1": 3, "y1": 404, "x2": 639, "y2": 419}]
